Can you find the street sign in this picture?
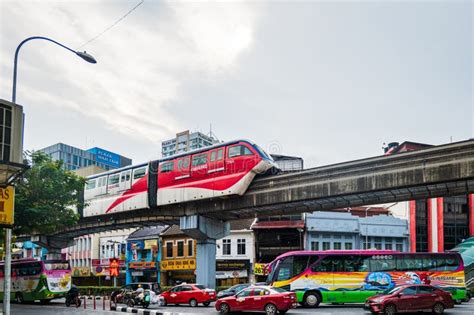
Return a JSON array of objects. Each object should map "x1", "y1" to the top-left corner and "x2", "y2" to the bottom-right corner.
[{"x1": 0, "y1": 186, "x2": 14, "y2": 228}]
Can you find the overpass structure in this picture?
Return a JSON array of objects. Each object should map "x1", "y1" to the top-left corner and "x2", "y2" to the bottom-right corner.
[{"x1": 34, "y1": 139, "x2": 474, "y2": 288}]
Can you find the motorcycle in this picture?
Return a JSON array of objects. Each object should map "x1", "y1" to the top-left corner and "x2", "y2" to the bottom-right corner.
[
  {"x1": 127, "y1": 290, "x2": 153, "y2": 308},
  {"x1": 65, "y1": 291, "x2": 81, "y2": 307}
]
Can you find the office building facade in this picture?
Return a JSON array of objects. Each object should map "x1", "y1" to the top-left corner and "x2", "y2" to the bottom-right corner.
[
  {"x1": 39, "y1": 143, "x2": 132, "y2": 171},
  {"x1": 161, "y1": 130, "x2": 218, "y2": 157}
]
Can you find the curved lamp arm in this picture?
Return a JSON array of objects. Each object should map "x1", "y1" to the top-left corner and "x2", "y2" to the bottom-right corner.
[{"x1": 12, "y1": 36, "x2": 97, "y2": 103}]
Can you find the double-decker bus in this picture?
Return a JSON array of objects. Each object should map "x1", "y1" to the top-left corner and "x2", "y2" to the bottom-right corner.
[
  {"x1": 0, "y1": 259, "x2": 71, "y2": 303},
  {"x1": 265, "y1": 250, "x2": 467, "y2": 307}
]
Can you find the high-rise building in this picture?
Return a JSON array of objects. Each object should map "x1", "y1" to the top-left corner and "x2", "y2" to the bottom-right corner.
[
  {"x1": 39, "y1": 143, "x2": 132, "y2": 171},
  {"x1": 161, "y1": 130, "x2": 218, "y2": 157}
]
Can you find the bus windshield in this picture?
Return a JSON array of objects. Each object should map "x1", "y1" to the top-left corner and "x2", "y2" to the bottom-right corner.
[
  {"x1": 44, "y1": 261, "x2": 70, "y2": 271},
  {"x1": 268, "y1": 255, "x2": 319, "y2": 283}
]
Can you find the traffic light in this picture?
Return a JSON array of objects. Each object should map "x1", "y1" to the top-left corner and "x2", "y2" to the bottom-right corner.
[{"x1": 109, "y1": 258, "x2": 119, "y2": 277}]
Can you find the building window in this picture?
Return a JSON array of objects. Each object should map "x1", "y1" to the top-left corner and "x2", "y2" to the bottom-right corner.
[
  {"x1": 322, "y1": 242, "x2": 330, "y2": 251},
  {"x1": 237, "y1": 239, "x2": 246, "y2": 255},
  {"x1": 166, "y1": 242, "x2": 173, "y2": 258},
  {"x1": 385, "y1": 243, "x2": 393, "y2": 250},
  {"x1": 222, "y1": 239, "x2": 231, "y2": 255},
  {"x1": 177, "y1": 241, "x2": 184, "y2": 257},
  {"x1": 344, "y1": 242, "x2": 353, "y2": 250},
  {"x1": 374, "y1": 237, "x2": 382, "y2": 250},
  {"x1": 333, "y1": 242, "x2": 341, "y2": 250},
  {"x1": 187, "y1": 240, "x2": 193, "y2": 256},
  {"x1": 311, "y1": 241, "x2": 319, "y2": 251},
  {"x1": 396, "y1": 241, "x2": 404, "y2": 252}
]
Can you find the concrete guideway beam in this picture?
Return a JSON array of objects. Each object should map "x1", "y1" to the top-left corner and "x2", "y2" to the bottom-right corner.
[
  {"x1": 30, "y1": 235, "x2": 74, "y2": 252},
  {"x1": 180, "y1": 215, "x2": 230, "y2": 289}
]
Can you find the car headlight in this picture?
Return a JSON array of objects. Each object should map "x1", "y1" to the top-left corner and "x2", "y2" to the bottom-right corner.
[{"x1": 371, "y1": 298, "x2": 384, "y2": 304}]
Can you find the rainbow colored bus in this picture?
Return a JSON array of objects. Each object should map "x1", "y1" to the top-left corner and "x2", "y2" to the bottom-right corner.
[
  {"x1": 0, "y1": 259, "x2": 71, "y2": 303},
  {"x1": 265, "y1": 250, "x2": 467, "y2": 307}
]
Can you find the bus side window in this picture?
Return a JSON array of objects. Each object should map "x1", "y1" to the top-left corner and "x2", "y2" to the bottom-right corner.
[
  {"x1": 293, "y1": 255, "x2": 310, "y2": 276},
  {"x1": 370, "y1": 257, "x2": 396, "y2": 272},
  {"x1": 312, "y1": 257, "x2": 332, "y2": 272},
  {"x1": 331, "y1": 256, "x2": 346, "y2": 272},
  {"x1": 436, "y1": 256, "x2": 459, "y2": 271}
]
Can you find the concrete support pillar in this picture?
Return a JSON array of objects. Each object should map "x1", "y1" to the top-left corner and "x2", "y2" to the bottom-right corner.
[
  {"x1": 428, "y1": 198, "x2": 439, "y2": 252},
  {"x1": 409, "y1": 200, "x2": 416, "y2": 252},
  {"x1": 180, "y1": 215, "x2": 230, "y2": 289},
  {"x1": 469, "y1": 194, "x2": 474, "y2": 236},
  {"x1": 196, "y1": 239, "x2": 216, "y2": 289}
]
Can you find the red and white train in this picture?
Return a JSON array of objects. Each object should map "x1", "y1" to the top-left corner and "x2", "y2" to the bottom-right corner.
[{"x1": 83, "y1": 140, "x2": 276, "y2": 217}]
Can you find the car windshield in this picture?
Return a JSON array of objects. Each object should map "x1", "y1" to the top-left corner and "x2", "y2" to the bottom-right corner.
[{"x1": 195, "y1": 285, "x2": 206, "y2": 290}]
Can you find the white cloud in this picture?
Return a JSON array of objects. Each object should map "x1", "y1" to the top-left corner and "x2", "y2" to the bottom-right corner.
[{"x1": 0, "y1": 0, "x2": 260, "y2": 143}]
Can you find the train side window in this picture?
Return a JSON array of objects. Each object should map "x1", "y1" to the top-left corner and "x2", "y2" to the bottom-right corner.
[
  {"x1": 160, "y1": 162, "x2": 174, "y2": 173},
  {"x1": 192, "y1": 154, "x2": 207, "y2": 166},
  {"x1": 86, "y1": 179, "x2": 96, "y2": 190},
  {"x1": 97, "y1": 177, "x2": 106, "y2": 187},
  {"x1": 108, "y1": 174, "x2": 119, "y2": 186},
  {"x1": 217, "y1": 149, "x2": 223, "y2": 160},
  {"x1": 229, "y1": 145, "x2": 253, "y2": 158},
  {"x1": 228, "y1": 146, "x2": 241, "y2": 158},
  {"x1": 121, "y1": 172, "x2": 129, "y2": 182},
  {"x1": 243, "y1": 147, "x2": 253, "y2": 155},
  {"x1": 210, "y1": 151, "x2": 217, "y2": 162},
  {"x1": 133, "y1": 167, "x2": 146, "y2": 180}
]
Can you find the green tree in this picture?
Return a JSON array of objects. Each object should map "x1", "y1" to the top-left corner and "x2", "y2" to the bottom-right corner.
[{"x1": 13, "y1": 151, "x2": 85, "y2": 235}]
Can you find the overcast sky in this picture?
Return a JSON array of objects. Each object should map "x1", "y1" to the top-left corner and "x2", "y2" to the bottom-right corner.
[{"x1": 0, "y1": 0, "x2": 472, "y2": 167}]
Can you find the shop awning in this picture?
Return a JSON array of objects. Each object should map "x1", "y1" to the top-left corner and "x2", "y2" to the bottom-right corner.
[{"x1": 251, "y1": 220, "x2": 305, "y2": 229}]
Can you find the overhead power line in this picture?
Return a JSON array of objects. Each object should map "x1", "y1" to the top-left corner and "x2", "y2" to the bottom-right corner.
[{"x1": 78, "y1": 0, "x2": 145, "y2": 49}]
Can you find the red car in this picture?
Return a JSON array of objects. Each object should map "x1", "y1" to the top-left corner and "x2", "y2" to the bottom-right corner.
[
  {"x1": 215, "y1": 286, "x2": 297, "y2": 315},
  {"x1": 159, "y1": 283, "x2": 216, "y2": 307},
  {"x1": 364, "y1": 284, "x2": 455, "y2": 315}
]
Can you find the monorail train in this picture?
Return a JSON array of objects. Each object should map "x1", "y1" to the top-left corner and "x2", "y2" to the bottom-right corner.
[{"x1": 83, "y1": 140, "x2": 276, "y2": 217}]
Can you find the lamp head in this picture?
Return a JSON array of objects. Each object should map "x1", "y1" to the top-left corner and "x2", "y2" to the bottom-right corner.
[{"x1": 76, "y1": 51, "x2": 97, "y2": 64}]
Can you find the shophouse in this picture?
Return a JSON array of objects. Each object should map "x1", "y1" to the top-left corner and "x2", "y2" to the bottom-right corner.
[{"x1": 126, "y1": 225, "x2": 167, "y2": 285}]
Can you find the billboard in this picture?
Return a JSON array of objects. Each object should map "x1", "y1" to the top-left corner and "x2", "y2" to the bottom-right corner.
[{"x1": 87, "y1": 147, "x2": 120, "y2": 168}]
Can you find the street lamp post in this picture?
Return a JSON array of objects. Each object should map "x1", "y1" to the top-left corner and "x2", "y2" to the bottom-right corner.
[
  {"x1": 12, "y1": 36, "x2": 96, "y2": 103},
  {"x1": 4, "y1": 36, "x2": 96, "y2": 315}
]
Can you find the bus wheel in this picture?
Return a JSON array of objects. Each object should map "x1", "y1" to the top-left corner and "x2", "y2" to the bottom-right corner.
[
  {"x1": 303, "y1": 291, "x2": 321, "y2": 308},
  {"x1": 15, "y1": 293, "x2": 24, "y2": 304}
]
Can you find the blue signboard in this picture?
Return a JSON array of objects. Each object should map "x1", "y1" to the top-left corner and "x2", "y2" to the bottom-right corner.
[{"x1": 87, "y1": 147, "x2": 120, "y2": 168}]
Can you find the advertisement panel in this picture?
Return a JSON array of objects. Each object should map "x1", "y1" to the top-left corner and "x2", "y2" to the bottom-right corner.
[
  {"x1": 254, "y1": 263, "x2": 268, "y2": 276},
  {"x1": 144, "y1": 239, "x2": 157, "y2": 249},
  {"x1": 160, "y1": 259, "x2": 196, "y2": 271},
  {"x1": 216, "y1": 260, "x2": 250, "y2": 271},
  {"x1": 87, "y1": 147, "x2": 120, "y2": 168},
  {"x1": 0, "y1": 186, "x2": 14, "y2": 227},
  {"x1": 129, "y1": 261, "x2": 156, "y2": 269}
]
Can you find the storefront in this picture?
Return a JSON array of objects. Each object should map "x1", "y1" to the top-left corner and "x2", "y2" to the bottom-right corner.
[
  {"x1": 216, "y1": 259, "x2": 251, "y2": 287},
  {"x1": 128, "y1": 261, "x2": 158, "y2": 283},
  {"x1": 125, "y1": 226, "x2": 167, "y2": 285},
  {"x1": 160, "y1": 258, "x2": 196, "y2": 286}
]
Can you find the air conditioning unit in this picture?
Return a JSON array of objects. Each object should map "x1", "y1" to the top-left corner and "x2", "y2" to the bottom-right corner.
[{"x1": 0, "y1": 99, "x2": 24, "y2": 165}]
